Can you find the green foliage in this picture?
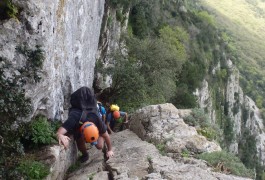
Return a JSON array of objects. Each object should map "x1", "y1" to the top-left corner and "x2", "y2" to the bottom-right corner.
[
  {"x1": 0, "y1": 122, "x2": 28, "y2": 179},
  {"x1": 109, "y1": 0, "x2": 138, "y2": 10},
  {"x1": 0, "y1": 45, "x2": 44, "y2": 121},
  {"x1": 0, "y1": 0, "x2": 18, "y2": 20},
  {"x1": 242, "y1": 106, "x2": 249, "y2": 125},
  {"x1": 103, "y1": 50, "x2": 147, "y2": 112},
  {"x1": 195, "y1": 10, "x2": 216, "y2": 27},
  {"x1": 147, "y1": 155, "x2": 152, "y2": 162},
  {"x1": 103, "y1": 27, "x2": 187, "y2": 111},
  {"x1": 223, "y1": 116, "x2": 235, "y2": 146},
  {"x1": 184, "y1": 108, "x2": 210, "y2": 128},
  {"x1": 130, "y1": 4, "x2": 149, "y2": 39},
  {"x1": 129, "y1": 0, "x2": 163, "y2": 38},
  {"x1": 88, "y1": 172, "x2": 96, "y2": 180},
  {"x1": 0, "y1": 52, "x2": 37, "y2": 179},
  {"x1": 183, "y1": 108, "x2": 221, "y2": 141},
  {"x1": 156, "y1": 143, "x2": 166, "y2": 155},
  {"x1": 16, "y1": 45, "x2": 45, "y2": 83},
  {"x1": 0, "y1": 45, "x2": 45, "y2": 163},
  {"x1": 159, "y1": 26, "x2": 188, "y2": 62},
  {"x1": 172, "y1": 83, "x2": 197, "y2": 109},
  {"x1": 181, "y1": 149, "x2": 190, "y2": 158},
  {"x1": 107, "y1": 16, "x2": 113, "y2": 27},
  {"x1": 217, "y1": 69, "x2": 228, "y2": 81},
  {"x1": 197, "y1": 127, "x2": 217, "y2": 141},
  {"x1": 197, "y1": 151, "x2": 255, "y2": 178},
  {"x1": 0, "y1": 57, "x2": 32, "y2": 118},
  {"x1": 67, "y1": 161, "x2": 81, "y2": 174},
  {"x1": 238, "y1": 129, "x2": 257, "y2": 168},
  {"x1": 29, "y1": 116, "x2": 58, "y2": 146},
  {"x1": 202, "y1": 0, "x2": 265, "y2": 110},
  {"x1": 116, "y1": 9, "x2": 123, "y2": 22},
  {"x1": 17, "y1": 160, "x2": 49, "y2": 179},
  {"x1": 260, "y1": 108, "x2": 265, "y2": 126}
]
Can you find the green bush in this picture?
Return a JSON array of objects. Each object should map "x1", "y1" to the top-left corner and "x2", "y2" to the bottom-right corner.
[
  {"x1": 181, "y1": 149, "x2": 190, "y2": 158},
  {"x1": 183, "y1": 108, "x2": 210, "y2": 128},
  {"x1": 183, "y1": 108, "x2": 222, "y2": 141},
  {"x1": 197, "y1": 127, "x2": 217, "y2": 141},
  {"x1": 17, "y1": 160, "x2": 49, "y2": 179},
  {"x1": 116, "y1": 9, "x2": 123, "y2": 22},
  {"x1": 197, "y1": 151, "x2": 255, "y2": 178},
  {"x1": 156, "y1": 143, "x2": 166, "y2": 155},
  {"x1": 107, "y1": 16, "x2": 113, "y2": 27},
  {"x1": 223, "y1": 116, "x2": 235, "y2": 146},
  {"x1": 16, "y1": 45, "x2": 45, "y2": 83},
  {"x1": 67, "y1": 161, "x2": 81, "y2": 174},
  {"x1": 30, "y1": 116, "x2": 57, "y2": 146},
  {"x1": 0, "y1": 0, "x2": 18, "y2": 20}
]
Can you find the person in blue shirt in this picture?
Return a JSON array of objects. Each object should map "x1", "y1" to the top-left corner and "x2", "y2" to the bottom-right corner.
[
  {"x1": 97, "y1": 101, "x2": 106, "y2": 123},
  {"x1": 107, "y1": 110, "x2": 128, "y2": 133}
]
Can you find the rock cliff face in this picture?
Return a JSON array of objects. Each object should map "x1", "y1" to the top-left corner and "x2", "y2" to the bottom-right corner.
[
  {"x1": 95, "y1": 3, "x2": 129, "y2": 91},
  {"x1": 129, "y1": 103, "x2": 221, "y2": 154},
  {"x1": 46, "y1": 104, "x2": 251, "y2": 180},
  {"x1": 0, "y1": 0, "x2": 105, "y2": 120},
  {"x1": 196, "y1": 58, "x2": 265, "y2": 165}
]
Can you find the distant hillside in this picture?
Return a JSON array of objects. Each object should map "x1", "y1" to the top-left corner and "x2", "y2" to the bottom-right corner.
[{"x1": 199, "y1": 0, "x2": 265, "y2": 108}]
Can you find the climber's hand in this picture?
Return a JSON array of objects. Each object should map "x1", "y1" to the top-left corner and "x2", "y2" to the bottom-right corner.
[
  {"x1": 57, "y1": 134, "x2": 70, "y2": 149},
  {"x1": 106, "y1": 150, "x2": 114, "y2": 158}
]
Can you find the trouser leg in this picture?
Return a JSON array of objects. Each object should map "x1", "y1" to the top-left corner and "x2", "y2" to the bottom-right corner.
[{"x1": 76, "y1": 137, "x2": 88, "y2": 156}]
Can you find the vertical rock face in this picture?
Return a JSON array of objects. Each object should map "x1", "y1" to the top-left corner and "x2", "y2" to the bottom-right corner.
[
  {"x1": 95, "y1": 4, "x2": 129, "y2": 90},
  {"x1": 225, "y1": 63, "x2": 244, "y2": 153},
  {"x1": 194, "y1": 79, "x2": 216, "y2": 124},
  {"x1": 0, "y1": 0, "x2": 105, "y2": 120},
  {"x1": 196, "y1": 58, "x2": 265, "y2": 165}
]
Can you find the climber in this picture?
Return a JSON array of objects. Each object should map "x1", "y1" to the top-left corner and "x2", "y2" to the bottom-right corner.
[
  {"x1": 56, "y1": 87, "x2": 114, "y2": 163},
  {"x1": 97, "y1": 101, "x2": 107, "y2": 123},
  {"x1": 106, "y1": 104, "x2": 128, "y2": 132}
]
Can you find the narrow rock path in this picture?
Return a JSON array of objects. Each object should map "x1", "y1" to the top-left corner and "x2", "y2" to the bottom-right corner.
[{"x1": 65, "y1": 130, "x2": 252, "y2": 180}]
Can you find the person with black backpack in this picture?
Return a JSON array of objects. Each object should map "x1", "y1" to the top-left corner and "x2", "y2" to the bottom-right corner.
[{"x1": 56, "y1": 87, "x2": 114, "y2": 163}]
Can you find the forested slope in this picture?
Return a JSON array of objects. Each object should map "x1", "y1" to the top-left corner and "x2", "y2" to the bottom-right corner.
[{"x1": 200, "y1": 0, "x2": 265, "y2": 111}]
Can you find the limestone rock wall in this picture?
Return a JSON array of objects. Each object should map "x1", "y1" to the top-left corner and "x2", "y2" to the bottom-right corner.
[
  {"x1": 95, "y1": 3, "x2": 129, "y2": 90},
  {"x1": 0, "y1": 0, "x2": 105, "y2": 120},
  {"x1": 129, "y1": 103, "x2": 221, "y2": 154},
  {"x1": 196, "y1": 58, "x2": 265, "y2": 165}
]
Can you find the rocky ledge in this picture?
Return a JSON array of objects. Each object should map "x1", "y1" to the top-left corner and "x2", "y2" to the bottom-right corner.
[{"x1": 44, "y1": 104, "x2": 252, "y2": 180}]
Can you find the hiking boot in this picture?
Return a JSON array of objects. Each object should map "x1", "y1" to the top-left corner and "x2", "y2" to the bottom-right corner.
[{"x1": 79, "y1": 153, "x2": 89, "y2": 163}]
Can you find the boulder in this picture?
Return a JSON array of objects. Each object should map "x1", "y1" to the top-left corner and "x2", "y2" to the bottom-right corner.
[
  {"x1": 129, "y1": 103, "x2": 221, "y2": 154},
  {"x1": 106, "y1": 130, "x2": 251, "y2": 180}
]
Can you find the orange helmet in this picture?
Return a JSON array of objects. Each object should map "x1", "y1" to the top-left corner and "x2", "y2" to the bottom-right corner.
[
  {"x1": 113, "y1": 111, "x2": 120, "y2": 119},
  {"x1": 80, "y1": 122, "x2": 99, "y2": 143}
]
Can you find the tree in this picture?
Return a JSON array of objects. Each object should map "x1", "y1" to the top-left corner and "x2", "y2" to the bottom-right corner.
[{"x1": 102, "y1": 26, "x2": 188, "y2": 111}]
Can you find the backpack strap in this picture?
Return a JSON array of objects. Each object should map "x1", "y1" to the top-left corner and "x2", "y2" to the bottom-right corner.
[
  {"x1": 79, "y1": 109, "x2": 101, "y2": 126},
  {"x1": 79, "y1": 110, "x2": 88, "y2": 126}
]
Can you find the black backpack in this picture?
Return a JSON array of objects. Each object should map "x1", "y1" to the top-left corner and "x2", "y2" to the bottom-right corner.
[{"x1": 70, "y1": 87, "x2": 100, "y2": 123}]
